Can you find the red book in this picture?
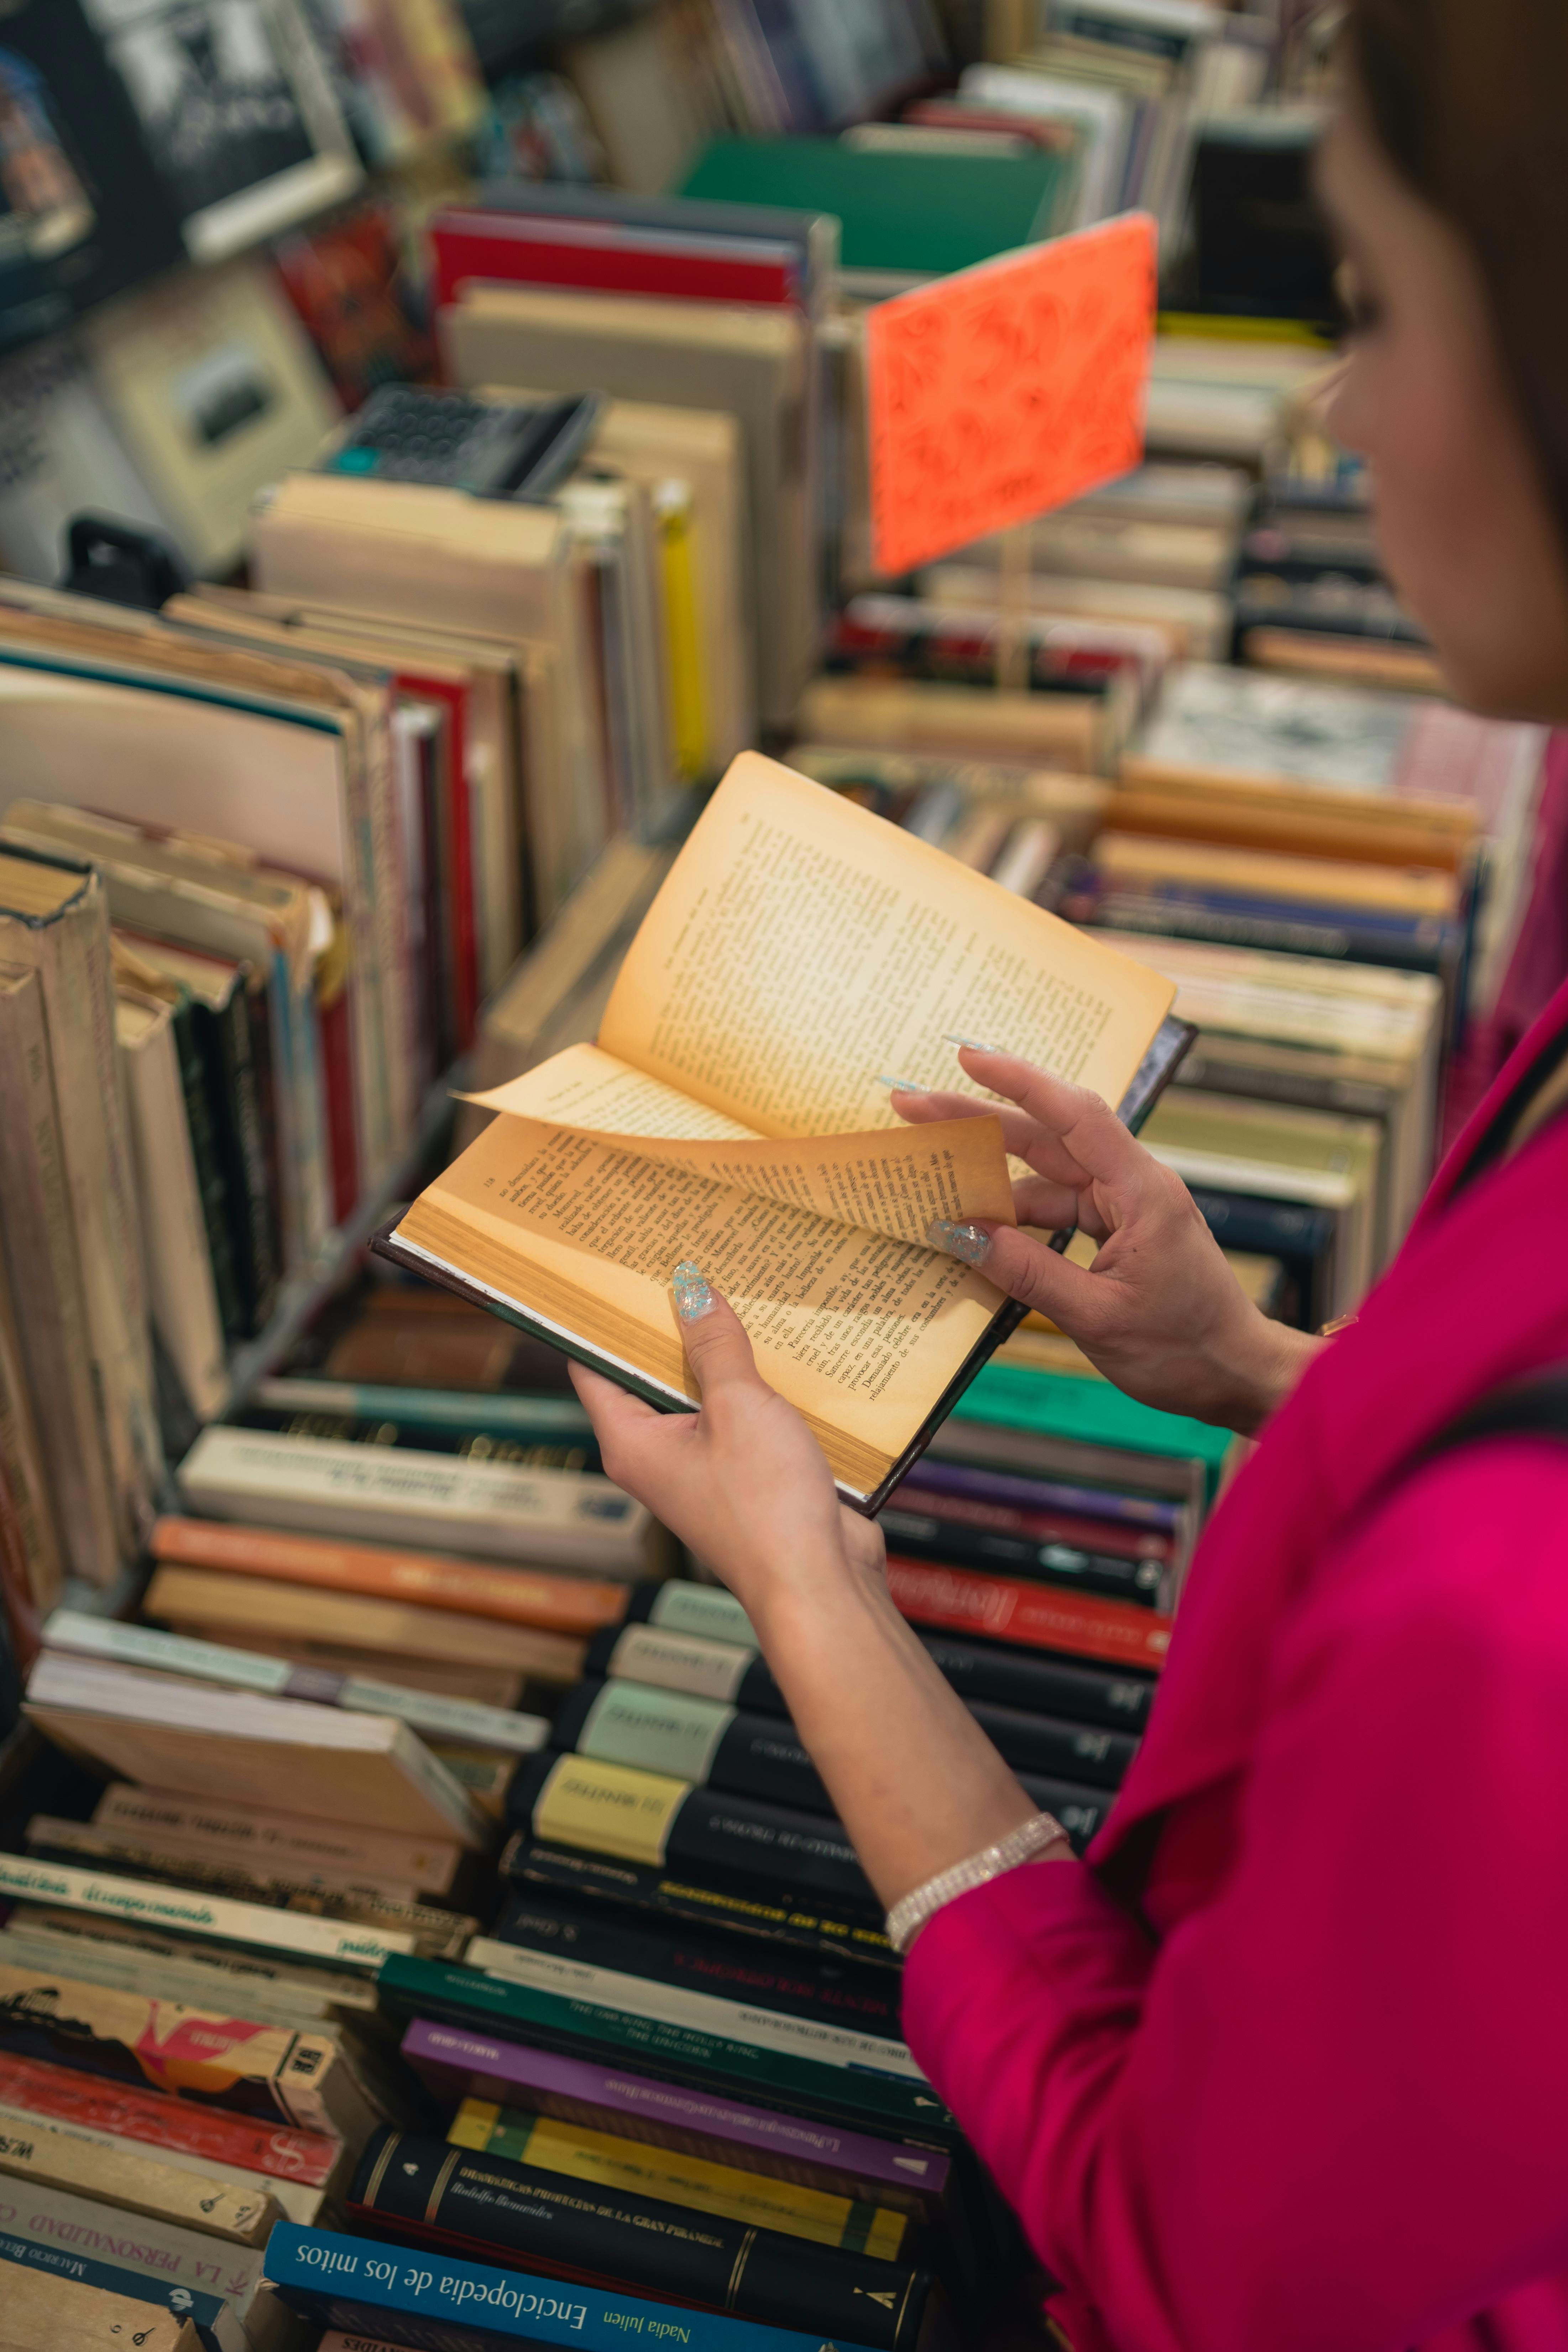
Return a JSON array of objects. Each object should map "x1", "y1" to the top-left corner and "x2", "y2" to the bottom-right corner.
[
  {"x1": 430, "y1": 209, "x2": 801, "y2": 316},
  {"x1": 888, "y1": 1484, "x2": 1171, "y2": 1563},
  {"x1": 886, "y1": 1554, "x2": 1173, "y2": 1672},
  {"x1": 0, "y1": 2049, "x2": 341, "y2": 2186}
]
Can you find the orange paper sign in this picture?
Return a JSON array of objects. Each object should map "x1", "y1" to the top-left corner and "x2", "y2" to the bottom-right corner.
[{"x1": 867, "y1": 212, "x2": 1157, "y2": 579}]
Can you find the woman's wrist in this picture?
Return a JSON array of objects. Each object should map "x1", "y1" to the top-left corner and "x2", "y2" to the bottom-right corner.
[{"x1": 1207, "y1": 1310, "x2": 1326, "y2": 1437}]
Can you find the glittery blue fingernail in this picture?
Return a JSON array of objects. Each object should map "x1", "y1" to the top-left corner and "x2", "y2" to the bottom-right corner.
[
  {"x1": 672, "y1": 1261, "x2": 716, "y2": 1321},
  {"x1": 927, "y1": 1219, "x2": 993, "y2": 1266},
  {"x1": 874, "y1": 1073, "x2": 926, "y2": 1093},
  {"x1": 944, "y1": 1033, "x2": 1004, "y2": 1054}
]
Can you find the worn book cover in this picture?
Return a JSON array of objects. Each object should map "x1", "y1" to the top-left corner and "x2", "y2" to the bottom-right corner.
[{"x1": 378, "y1": 752, "x2": 1185, "y2": 1511}]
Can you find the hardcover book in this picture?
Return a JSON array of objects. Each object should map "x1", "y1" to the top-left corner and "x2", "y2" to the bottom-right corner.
[{"x1": 376, "y1": 753, "x2": 1182, "y2": 1512}]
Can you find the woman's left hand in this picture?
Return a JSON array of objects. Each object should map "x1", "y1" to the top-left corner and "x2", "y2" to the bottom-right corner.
[{"x1": 567, "y1": 1273, "x2": 885, "y2": 1639}]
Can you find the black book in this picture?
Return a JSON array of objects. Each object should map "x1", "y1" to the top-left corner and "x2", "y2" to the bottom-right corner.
[
  {"x1": 349, "y1": 2126, "x2": 941, "y2": 2351},
  {"x1": 876, "y1": 1504, "x2": 1165, "y2": 1606},
  {"x1": 231, "y1": 1400, "x2": 602, "y2": 1476},
  {"x1": 556, "y1": 1671, "x2": 1135, "y2": 1805},
  {"x1": 500, "y1": 1837, "x2": 900, "y2": 1971},
  {"x1": 1185, "y1": 1189, "x2": 1337, "y2": 1331},
  {"x1": 166, "y1": 993, "x2": 245, "y2": 1337},
  {"x1": 490, "y1": 1891, "x2": 903, "y2": 2040},
  {"x1": 507, "y1": 1751, "x2": 881, "y2": 1914},
  {"x1": 594, "y1": 1611, "x2": 1158, "y2": 1733},
  {"x1": 553, "y1": 1674, "x2": 830, "y2": 1814}
]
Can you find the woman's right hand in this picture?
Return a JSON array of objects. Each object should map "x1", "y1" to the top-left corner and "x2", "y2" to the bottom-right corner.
[{"x1": 897, "y1": 1045, "x2": 1321, "y2": 1435}]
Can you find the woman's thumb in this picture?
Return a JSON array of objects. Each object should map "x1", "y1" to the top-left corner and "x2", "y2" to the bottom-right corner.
[{"x1": 671, "y1": 1263, "x2": 761, "y2": 1393}]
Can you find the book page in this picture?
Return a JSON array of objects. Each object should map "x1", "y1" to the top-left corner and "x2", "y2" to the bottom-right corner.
[
  {"x1": 396, "y1": 1108, "x2": 1005, "y2": 1497},
  {"x1": 462, "y1": 1043, "x2": 1017, "y2": 1247},
  {"x1": 599, "y1": 752, "x2": 1176, "y2": 1136}
]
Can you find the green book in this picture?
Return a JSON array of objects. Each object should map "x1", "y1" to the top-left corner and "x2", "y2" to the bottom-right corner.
[
  {"x1": 953, "y1": 1364, "x2": 1235, "y2": 1500},
  {"x1": 679, "y1": 138, "x2": 1071, "y2": 278},
  {"x1": 377, "y1": 1955, "x2": 957, "y2": 2139}
]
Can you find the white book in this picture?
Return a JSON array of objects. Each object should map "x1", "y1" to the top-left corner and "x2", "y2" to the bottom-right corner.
[
  {"x1": 45, "y1": 1610, "x2": 550, "y2": 1759},
  {"x1": 0, "y1": 2098, "x2": 324, "y2": 2227},
  {"x1": 0, "y1": 2177, "x2": 270, "y2": 2352},
  {"x1": 0, "y1": 1854, "x2": 415, "y2": 1974},
  {"x1": 25, "y1": 1653, "x2": 488, "y2": 1850},
  {"x1": 93, "y1": 1786, "x2": 462, "y2": 1898},
  {"x1": 177, "y1": 1424, "x2": 657, "y2": 1573},
  {"x1": 116, "y1": 991, "x2": 230, "y2": 1422}
]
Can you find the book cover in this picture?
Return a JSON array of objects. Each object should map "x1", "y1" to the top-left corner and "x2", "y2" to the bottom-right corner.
[
  {"x1": 399, "y1": 2021, "x2": 949, "y2": 2210},
  {"x1": 91, "y1": 1786, "x2": 462, "y2": 1898},
  {"x1": 0, "y1": 2175, "x2": 267, "y2": 2350},
  {"x1": 553, "y1": 1678, "x2": 830, "y2": 1815},
  {"x1": 0, "y1": 2237, "x2": 233, "y2": 2350},
  {"x1": 263, "y1": 2220, "x2": 900, "y2": 2352},
  {"x1": 0, "y1": 2265, "x2": 203, "y2": 2350},
  {"x1": 345, "y1": 2125, "x2": 934, "y2": 2347}
]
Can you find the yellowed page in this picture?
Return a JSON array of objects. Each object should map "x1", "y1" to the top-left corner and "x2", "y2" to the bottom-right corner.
[
  {"x1": 599, "y1": 751, "x2": 1177, "y2": 1135},
  {"x1": 462, "y1": 1042, "x2": 1017, "y2": 1246},
  {"x1": 396, "y1": 1109, "x2": 1004, "y2": 1496}
]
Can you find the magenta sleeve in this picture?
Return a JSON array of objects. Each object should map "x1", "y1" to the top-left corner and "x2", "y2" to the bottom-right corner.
[{"x1": 900, "y1": 1444, "x2": 1568, "y2": 2352}]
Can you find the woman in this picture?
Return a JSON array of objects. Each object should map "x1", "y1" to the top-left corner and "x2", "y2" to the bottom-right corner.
[{"x1": 569, "y1": 4, "x2": 1568, "y2": 2345}]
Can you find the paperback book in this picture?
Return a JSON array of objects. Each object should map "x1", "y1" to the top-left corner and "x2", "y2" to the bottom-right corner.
[{"x1": 376, "y1": 752, "x2": 1182, "y2": 1510}]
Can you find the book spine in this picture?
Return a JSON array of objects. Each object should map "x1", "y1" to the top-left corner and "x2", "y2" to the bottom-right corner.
[
  {"x1": 515, "y1": 1753, "x2": 878, "y2": 1911},
  {"x1": 0, "y1": 2259, "x2": 204, "y2": 2348},
  {"x1": 213, "y1": 970, "x2": 278, "y2": 1332},
  {"x1": 877, "y1": 1505, "x2": 1165, "y2": 1606},
  {"x1": 898, "y1": 1456, "x2": 1186, "y2": 1530},
  {"x1": 967, "y1": 1697, "x2": 1136, "y2": 1789},
  {"x1": 0, "y1": 2093, "x2": 324, "y2": 2225},
  {"x1": 398, "y1": 2021, "x2": 947, "y2": 2207},
  {"x1": 375, "y1": 1956, "x2": 952, "y2": 2135},
  {"x1": 148, "y1": 1514, "x2": 628, "y2": 1635},
  {"x1": 556, "y1": 1679, "x2": 831, "y2": 1815},
  {"x1": 263, "y1": 2218, "x2": 875, "y2": 2352},
  {"x1": 0, "y1": 2048, "x2": 341, "y2": 2188},
  {"x1": 235, "y1": 1398, "x2": 602, "y2": 1479},
  {"x1": 0, "y1": 2172, "x2": 265, "y2": 2314},
  {"x1": 448, "y1": 2098, "x2": 910, "y2": 2260},
  {"x1": 590, "y1": 1622, "x2": 756, "y2": 1704},
  {"x1": 0, "y1": 969, "x2": 120, "y2": 1585},
  {"x1": 490, "y1": 1896, "x2": 905, "y2": 2042},
  {"x1": 169, "y1": 998, "x2": 245, "y2": 1337},
  {"x1": 636, "y1": 1579, "x2": 754, "y2": 1646},
  {"x1": 885, "y1": 1556, "x2": 1175, "y2": 1671},
  {"x1": 915, "y1": 1630, "x2": 1156, "y2": 1731},
  {"x1": 0, "y1": 1856, "x2": 415, "y2": 1973},
  {"x1": 888, "y1": 1486, "x2": 1172, "y2": 1564},
  {"x1": 500, "y1": 1838, "x2": 896, "y2": 1971},
  {"x1": 1094, "y1": 888, "x2": 1455, "y2": 973},
  {"x1": 119, "y1": 1002, "x2": 230, "y2": 1423},
  {"x1": 346, "y1": 2127, "x2": 931, "y2": 2348},
  {"x1": 0, "y1": 2234, "x2": 236, "y2": 2346},
  {"x1": 176, "y1": 1428, "x2": 651, "y2": 1574},
  {"x1": 0, "y1": 2114, "x2": 281, "y2": 2244},
  {"x1": 92, "y1": 1786, "x2": 461, "y2": 1898}
]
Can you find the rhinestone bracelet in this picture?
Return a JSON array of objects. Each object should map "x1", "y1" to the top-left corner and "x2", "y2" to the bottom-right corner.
[{"x1": 885, "y1": 1813, "x2": 1072, "y2": 1956}]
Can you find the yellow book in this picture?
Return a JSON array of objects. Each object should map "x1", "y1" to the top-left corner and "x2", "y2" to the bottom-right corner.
[
  {"x1": 654, "y1": 479, "x2": 709, "y2": 781},
  {"x1": 449, "y1": 2098, "x2": 907, "y2": 2259}
]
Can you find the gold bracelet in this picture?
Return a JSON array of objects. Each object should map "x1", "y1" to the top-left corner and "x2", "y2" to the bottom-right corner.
[{"x1": 885, "y1": 1813, "x2": 1072, "y2": 1956}]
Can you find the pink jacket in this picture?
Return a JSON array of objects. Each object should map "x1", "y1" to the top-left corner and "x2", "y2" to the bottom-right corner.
[{"x1": 901, "y1": 978, "x2": 1568, "y2": 2352}]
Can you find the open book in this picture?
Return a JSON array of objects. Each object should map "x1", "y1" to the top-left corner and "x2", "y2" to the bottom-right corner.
[{"x1": 376, "y1": 755, "x2": 1185, "y2": 1509}]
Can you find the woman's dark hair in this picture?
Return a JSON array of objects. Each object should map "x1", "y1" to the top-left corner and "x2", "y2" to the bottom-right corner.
[{"x1": 1349, "y1": 0, "x2": 1568, "y2": 554}]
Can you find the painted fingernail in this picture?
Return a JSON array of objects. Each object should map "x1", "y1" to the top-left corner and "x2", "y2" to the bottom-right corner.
[
  {"x1": 944, "y1": 1034, "x2": 1003, "y2": 1054},
  {"x1": 874, "y1": 1073, "x2": 926, "y2": 1093},
  {"x1": 672, "y1": 1261, "x2": 717, "y2": 1322},
  {"x1": 927, "y1": 1219, "x2": 993, "y2": 1266}
]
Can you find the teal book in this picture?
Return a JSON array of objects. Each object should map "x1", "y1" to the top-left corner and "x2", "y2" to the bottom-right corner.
[
  {"x1": 952, "y1": 1364, "x2": 1235, "y2": 1501},
  {"x1": 679, "y1": 138, "x2": 1070, "y2": 277},
  {"x1": 263, "y1": 2221, "x2": 894, "y2": 2351}
]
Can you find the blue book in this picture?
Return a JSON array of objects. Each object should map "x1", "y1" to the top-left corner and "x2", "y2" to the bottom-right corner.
[{"x1": 263, "y1": 2222, "x2": 885, "y2": 2351}]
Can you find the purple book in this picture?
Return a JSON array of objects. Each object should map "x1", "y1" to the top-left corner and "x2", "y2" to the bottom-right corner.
[
  {"x1": 400, "y1": 2018, "x2": 950, "y2": 2209},
  {"x1": 900, "y1": 1457, "x2": 1187, "y2": 1530}
]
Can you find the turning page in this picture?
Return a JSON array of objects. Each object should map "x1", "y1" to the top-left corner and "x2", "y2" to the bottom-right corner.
[{"x1": 598, "y1": 752, "x2": 1176, "y2": 1135}]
